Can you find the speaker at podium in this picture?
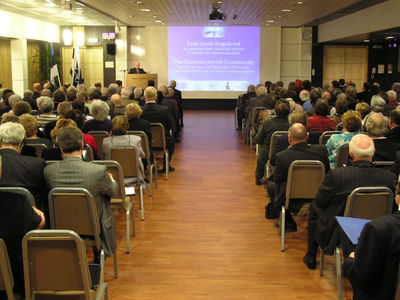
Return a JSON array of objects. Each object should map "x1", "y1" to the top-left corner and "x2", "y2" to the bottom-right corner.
[{"x1": 125, "y1": 74, "x2": 158, "y2": 89}]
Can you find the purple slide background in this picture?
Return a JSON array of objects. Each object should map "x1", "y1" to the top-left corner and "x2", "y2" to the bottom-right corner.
[{"x1": 168, "y1": 26, "x2": 260, "y2": 91}]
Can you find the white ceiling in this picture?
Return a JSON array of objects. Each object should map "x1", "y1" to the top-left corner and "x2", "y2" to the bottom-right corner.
[{"x1": 0, "y1": 0, "x2": 385, "y2": 28}]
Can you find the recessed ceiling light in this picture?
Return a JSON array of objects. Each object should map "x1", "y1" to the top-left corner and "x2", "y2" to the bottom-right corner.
[
  {"x1": 297, "y1": 1, "x2": 303, "y2": 4},
  {"x1": 129, "y1": 15, "x2": 134, "y2": 18},
  {"x1": 266, "y1": 20, "x2": 274, "y2": 23},
  {"x1": 386, "y1": 36, "x2": 394, "y2": 39},
  {"x1": 217, "y1": 1, "x2": 223, "y2": 3},
  {"x1": 155, "y1": 20, "x2": 162, "y2": 23},
  {"x1": 281, "y1": 9, "x2": 291, "y2": 12},
  {"x1": 136, "y1": 0, "x2": 143, "y2": 3},
  {"x1": 364, "y1": 39, "x2": 370, "y2": 42},
  {"x1": 161, "y1": 22, "x2": 165, "y2": 25},
  {"x1": 152, "y1": 15, "x2": 157, "y2": 18},
  {"x1": 141, "y1": 8, "x2": 151, "y2": 12}
]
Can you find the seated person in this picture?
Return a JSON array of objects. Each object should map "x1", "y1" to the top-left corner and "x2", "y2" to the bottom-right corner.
[
  {"x1": 266, "y1": 123, "x2": 330, "y2": 230},
  {"x1": 19, "y1": 114, "x2": 51, "y2": 147},
  {"x1": 326, "y1": 110, "x2": 362, "y2": 168},
  {"x1": 342, "y1": 206, "x2": 400, "y2": 300},
  {"x1": 386, "y1": 108, "x2": 400, "y2": 144},
  {"x1": 306, "y1": 100, "x2": 335, "y2": 133},
  {"x1": 102, "y1": 116, "x2": 145, "y2": 183},
  {"x1": 82, "y1": 100, "x2": 112, "y2": 133},
  {"x1": 304, "y1": 134, "x2": 396, "y2": 269}
]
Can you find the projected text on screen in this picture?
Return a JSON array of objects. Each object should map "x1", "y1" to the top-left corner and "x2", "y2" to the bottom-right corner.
[{"x1": 168, "y1": 26, "x2": 260, "y2": 92}]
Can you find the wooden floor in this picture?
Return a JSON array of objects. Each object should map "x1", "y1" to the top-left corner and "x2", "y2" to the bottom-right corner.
[{"x1": 107, "y1": 110, "x2": 342, "y2": 300}]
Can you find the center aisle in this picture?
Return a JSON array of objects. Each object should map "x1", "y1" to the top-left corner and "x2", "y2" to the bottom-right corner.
[{"x1": 108, "y1": 110, "x2": 338, "y2": 300}]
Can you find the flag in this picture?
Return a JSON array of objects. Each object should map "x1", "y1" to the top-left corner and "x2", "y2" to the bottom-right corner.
[
  {"x1": 71, "y1": 46, "x2": 82, "y2": 87},
  {"x1": 50, "y1": 64, "x2": 61, "y2": 88}
]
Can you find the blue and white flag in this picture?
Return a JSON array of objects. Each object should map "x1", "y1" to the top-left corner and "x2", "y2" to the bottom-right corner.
[{"x1": 71, "y1": 46, "x2": 82, "y2": 87}]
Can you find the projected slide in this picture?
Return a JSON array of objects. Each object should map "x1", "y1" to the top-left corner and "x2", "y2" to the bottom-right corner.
[{"x1": 168, "y1": 26, "x2": 260, "y2": 92}]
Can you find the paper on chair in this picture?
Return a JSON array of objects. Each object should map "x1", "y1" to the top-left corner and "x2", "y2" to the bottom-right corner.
[{"x1": 125, "y1": 187, "x2": 135, "y2": 196}]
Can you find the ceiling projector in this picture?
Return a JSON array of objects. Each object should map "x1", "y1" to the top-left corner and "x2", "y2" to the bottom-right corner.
[{"x1": 209, "y1": 7, "x2": 226, "y2": 21}]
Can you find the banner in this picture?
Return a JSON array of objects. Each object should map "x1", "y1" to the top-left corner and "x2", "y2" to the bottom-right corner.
[
  {"x1": 50, "y1": 64, "x2": 61, "y2": 88},
  {"x1": 71, "y1": 46, "x2": 82, "y2": 87}
]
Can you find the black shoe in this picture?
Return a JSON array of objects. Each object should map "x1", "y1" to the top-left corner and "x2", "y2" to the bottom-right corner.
[
  {"x1": 274, "y1": 222, "x2": 297, "y2": 233},
  {"x1": 303, "y1": 253, "x2": 317, "y2": 270},
  {"x1": 256, "y1": 178, "x2": 266, "y2": 186},
  {"x1": 162, "y1": 166, "x2": 175, "y2": 173}
]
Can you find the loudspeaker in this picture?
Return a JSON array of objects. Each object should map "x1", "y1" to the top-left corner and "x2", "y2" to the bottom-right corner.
[{"x1": 107, "y1": 44, "x2": 116, "y2": 55}]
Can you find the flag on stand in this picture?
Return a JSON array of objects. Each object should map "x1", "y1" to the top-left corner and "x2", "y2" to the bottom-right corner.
[
  {"x1": 49, "y1": 43, "x2": 61, "y2": 88},
  {"x1": 71, "y1": 46, "x2": 82, "y2": 87}
]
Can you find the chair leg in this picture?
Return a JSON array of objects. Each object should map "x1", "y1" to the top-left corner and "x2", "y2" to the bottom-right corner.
[
  {"x1": 100, "y1": 249, "x2": 105, "y2": 285},
  {"x1": 113, "y1": 251, "x2": 118, "y2": 279},
  {"x1": 335, "y1": 247, "x2": 343, "y2": 300},
  {"x1": 165, "y1": 151, "x2": 169, "y2": 180},
  {"x1": 280, "y1": 206, "x2": 285, "y2": 252},
  {"x1": 132, "y1": 198, "x2": 136, "y2": 237},
  {"x1": 320, "y1": 250, "x2": 325, "y2": 277},
  {"x1": 149, "y1": 165, "x2": 154, "y2": 197},
  {"x1": 154, "y1": 162, "x2": 158, "y2": 188},
  {"x1": 126, "y1": 208, "x2": 130, "y2": 253},
  {"x1": 140, "y1": 186, "x2": 145, "y2": 221}
]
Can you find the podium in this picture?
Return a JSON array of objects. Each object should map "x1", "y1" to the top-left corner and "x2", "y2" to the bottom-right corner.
[{"x1": 125, "y1": 74, "x2": 158, "y2": 89}]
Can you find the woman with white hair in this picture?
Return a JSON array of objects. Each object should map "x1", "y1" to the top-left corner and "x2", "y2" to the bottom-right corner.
[
  {"x1": 82, "y1": 100, "x2": 112, "y2": 133},
  {"x1": 36, "y1": 96, "x2": 58, "y2": 122}
]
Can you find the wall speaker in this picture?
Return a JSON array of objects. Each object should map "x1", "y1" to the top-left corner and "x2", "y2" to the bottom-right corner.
[{"x1": 107, "y1": 44, "x2": 116, "y2": 55}]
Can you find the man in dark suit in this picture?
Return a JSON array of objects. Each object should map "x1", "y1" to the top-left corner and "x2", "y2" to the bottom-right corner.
[
  {"x1": 44, "y1": 127, "x2": 118, "y2": 257},
  {"x1": 141, "y1": 86, "x2": 176, "y2": 171},
  {"x1": 0, "y1": 122, "x2": 47, "y2": 210},
  {"x1": 160, "y1": 86, "x2": 179, "y2": 141},
  {"x1": 169, "y1": 80, "x2": 184, "y2": 127},
  {"x1": 304, "y1": 134, "x2": 396, "y2": 269},
  {"x1": 266, "y1": 123, "x2": 330, "y2": 231},
  {"x1": 342, "y1": 209, "x2": 400, "y2": 300},
  {"x1": 244, "y1": 85, "x2": 273, "y2": 134},
  {"x1": 129, "y1": 61, "x2": 147, "y2": 74},
  {"x1": 386, "y1": 108, "x2": 400, "y2": 144}
]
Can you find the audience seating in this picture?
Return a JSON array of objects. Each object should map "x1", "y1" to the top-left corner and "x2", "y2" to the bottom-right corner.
[
  {"x1": 281, "y1": 160, "x2": 325, "y2": 252},
  {"x1": 27, "y1": 143, "x2": 48, "y2": 158},
  {"x1": 308, "y1": 131, "x2": 322, "y2": 144},
  {"x1": 127, "y1": 130, "x2": 158, "y2": 196},
  {"x1": 22, "y1": 230, "x2": 108, "y2": 300},
  {"x1": 320, "y1": 186, "x2": 394, "y2": 300},
  {"x1": 83, "y1": 144, "x2": 95, "y2": 162},
  {"x1": 0, "y1": 186, "x2": 36, "y2": 207},
  {"x1": 92, "y1": 160, "x2": 136, "y2": 253},
  {"x1": 248, "y1": 107, "x2": 265, "y2": 149},
  {"x1": 266, "y1": 131, "x2": 288, "y2": 178},
  {"x1": 319, "y1": 131, "x2": 341, "y2": 145},
  {"x1": 150, "y1": 123, "x2": 169, "y2": 180},
  {"x1": 335, "y1": 144, "x2": 350, "y2": 168},
  {"x1": 48, "y1": 187, "x2": 118, "y2": 279},
  {"x1": 87, "y1": 131, "x2": 109, "y2": 160},
  {"x1": 106, "y1": 146, "x2": 146, "y2": 221},
  {"x1": 0, "y1": 238, "x2": 15, "y2": 300}
]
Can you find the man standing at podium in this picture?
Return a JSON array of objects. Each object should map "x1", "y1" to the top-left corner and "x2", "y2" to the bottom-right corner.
[{"x1": 129, "y1": 61, "x2": 147, "y2": 74}]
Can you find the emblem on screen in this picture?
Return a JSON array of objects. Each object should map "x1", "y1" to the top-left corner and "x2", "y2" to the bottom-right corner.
[{"x1": 203, "y1": 27, "x2": 224, "y2": 38}]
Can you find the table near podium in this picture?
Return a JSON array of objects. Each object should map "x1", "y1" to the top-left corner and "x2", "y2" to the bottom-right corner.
[{"x1": 125, "y1": 74, "x2": 158, "y2": 89}]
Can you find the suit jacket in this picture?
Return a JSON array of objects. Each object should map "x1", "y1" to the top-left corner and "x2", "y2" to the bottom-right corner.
[
  {"x1": 0, "y1": 190, "x2": 41, "y2": 294},
  {"x1": 128, "y1": 117, "x2": 152, "y2": 144},
  {"x1": 386, "y1": 126, "x2": 400, "y2": 144},
  {"x1": 141, "y1": 102, "x2": 176, "y2": 136},
  {"x1": 0, "y1": 148, "x2": 47, "y2": 210},
  {"x1": 343, "y1": 212, "x2": 400, "y2": 300},
  {"x1": 372, "y1": 137, "x2": 400, "y2": 161},
  {"x1": 44, "y1": 156, "x2": 118, "y2": 256},
  {"x1": 244, "y1": 96, "x2": 267, "y2": 131},
  {"x1": 160, "y1": 97, "x2": 179, "y2": 120},
  {"x1": 128, "y1": 68, "x2": 147, "y2": 74},
  {"x1": 313, "y1": 161, "x2": 396, "y2": 253}
]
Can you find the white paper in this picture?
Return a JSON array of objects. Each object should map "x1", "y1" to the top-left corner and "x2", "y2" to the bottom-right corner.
[
  {"x1": 125, "y1": 187, "x2": 135, "y2": 195},
  {"x1": 105, "y1": 61, "x2": 114, "y2": 68}
]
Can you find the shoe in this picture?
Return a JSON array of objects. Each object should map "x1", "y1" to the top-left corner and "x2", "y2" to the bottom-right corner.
[
  {"x1": 255, "y1": 178, "x2": 266, "y2": 185},
  {"x1": 274, "y1": 222, "x2": 297, "y2": 233},
  {"x1": 162, "y1": 166, "x2": 175, "y2": 173},
  {"x1": 303, "y1": 253, "x2": 317, "y2": 270}
]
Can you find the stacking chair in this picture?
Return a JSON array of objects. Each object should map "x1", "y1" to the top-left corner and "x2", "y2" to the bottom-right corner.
[
  {"x1": 48, "y1": 187, "x2": 118, "y2": 279},
  {"x1": 374, "y1": 160, "x2": 395, "y2": 170},
  {"x1": 0, "y1": 186, "x2": 36, "y2": 206},
  {"x1": 27, "y1": 143, "x2": 48, "y2": 158},
  {"x1": 396, "y1": 264, "x2": 400, "y2": 300},
  {"x1": 319, "y1": 131, "x2": 341, "y2": 145},
  {"x1": 336, "y1": 122, "x2": 344, "y2": 131},
  {"x1": 0, "y1": 239, "x2": 15, "y2": 300},
  {"x1": 92, "y1": 160, "x2": 136, "y2": 253},
  {"x1": 319, "y1": 186, "x2": 393, "y2": 300},
  {"x1": 266, "y1": 131, "x2": 288, "y2": 179},
  {"x1": 127, "y1": 130, "x2": 158, "y2": 196},
  {"x1": 150, "y1": 123, "x2": 169, "y2": 180},
  {"x1": 249, "y1": 107, "x2": 265, "y2": 149},
  {"x1": 308, "y1": 131, "x2": 322, "y2": 144},
  {"x1": 87, "y1": 131, "x2": 109, "y2": 159},
  {"x1": 107, "y1": 146, "x2": 146, "y2": 221},
  {"x1": 22, "y1": 230, "x2": 108, "y2": 300},
  {"x1": 335, "y1": 144, "x2": 350, "y2": 168},
  {"x1": 281, "y1": 160, "x2": 325, "y2": 252},
  {"x1": 83, "y1": 144, "x2": 95, "y2": 162}
]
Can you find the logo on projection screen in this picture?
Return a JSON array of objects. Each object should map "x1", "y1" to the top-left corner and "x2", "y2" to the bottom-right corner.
[{"x1": 203, "y1": 27, "x2": 224, "y2": 38}]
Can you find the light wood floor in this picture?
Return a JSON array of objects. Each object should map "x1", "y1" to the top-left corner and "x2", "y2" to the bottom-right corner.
[{"x1": 107, "y1": 110, "x2": 343, "y2": 300}]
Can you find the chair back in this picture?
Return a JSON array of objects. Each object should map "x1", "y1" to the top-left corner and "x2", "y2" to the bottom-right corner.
[
  {"x1": 319, "y1": 131, "x2": 341, "y2": 145},
  {"x1": 91, "y1": 160, "x2": 126, "y2": 200},
  {"x1": 83, "y1": 144, "x2": 94, "y2": 162},
  {"x1": 87, "y1": 131, "x2": 109, "y2": 159},
  {"x1": 308, "y1": 131, "x2": 322, "y2": 144},
  {"x1": 106, "y1": 146, "x2": 140, "y2": 178},
  {"x1": 0, "y1": 238, "x2": 15, "y2": 300},
  {"x1": 127, "y1": 130, "x2": 151, "y2": 162},
  {"x1": 335, "y1": 143, "x2": 350, "y2": 168},
  {"x1": 150, "y1": 123, "x2": 166, "y2": 150},
  {"x1": 0, "y1": 187, "x2": 36, "y2": 206},
  {"x1": 336, "y1": 122, "x2": 344, "y2": 131},
  {"x1": 268, "y1": 131, "x2": 288, "y2": 160},
  {"x1": 285, "y1": 160, "x2": 325, "y2": 209},
  {"x1": 48, "y1": 188, "x2": 101, "y2": 250},
  {"x1": 22, "y1": 230, "x2": 93, "y2": 300},
  {"x1": 250, "y1": 107, "x2": 265, "y2": 132},
  {"x1": 27, "y1": 143, "x2": 48, "y2": 158},
  {"x1": 344, "y1": 187, "x2": 394, "y2": 219}
]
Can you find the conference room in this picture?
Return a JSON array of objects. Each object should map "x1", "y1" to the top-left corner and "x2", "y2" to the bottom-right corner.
[{"x1": 0, "y1": 0, "x2": 400, "y2": 299}]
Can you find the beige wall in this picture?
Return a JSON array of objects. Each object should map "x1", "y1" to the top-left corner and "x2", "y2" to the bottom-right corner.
[{"x1": 0, "y1": 39, "x2": 12, "y2": 89}]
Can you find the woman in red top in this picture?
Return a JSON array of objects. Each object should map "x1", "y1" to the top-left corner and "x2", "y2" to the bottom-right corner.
[{"x1": 306, "y1": 100, "x2": 335, "y2": 133}]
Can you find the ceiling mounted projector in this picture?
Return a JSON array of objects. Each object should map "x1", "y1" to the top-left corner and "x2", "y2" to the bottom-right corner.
[{"x1": 209, "y1": 6, "x2": 226, "y2": 21}]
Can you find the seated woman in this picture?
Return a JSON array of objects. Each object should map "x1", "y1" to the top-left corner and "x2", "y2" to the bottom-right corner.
[
  {"x1": 19, "y1": 114, "x2": 51, "y2": 147},
  {"x1": 326, "y1": 110, "x2": 362, "y2": 168},
  {"x1": 36, "y1": 96, "x2": 58, "y2": 121},
  {"x1": 82, "y1": 100, "x2": 112, "y2": 133},
  {"x1": 102, "y1": 116, "x2": 145, "y2": 183},
  {"x1": 125, "y1": 103, "x2": 152, "y2": 145},
  {"x1": 306, "y1": 100, "x2": 335, "y2": 133}
]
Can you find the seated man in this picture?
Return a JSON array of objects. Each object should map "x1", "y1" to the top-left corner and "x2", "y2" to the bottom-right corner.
[
  {"x1": 386, "y1": 108, "x2": 400, "y2": 144},
  {"x1": 304, "y1": 134, "x2": 396, "y2": 269},
  {"x1": 342, "y1": 206, "x2": 400, "y2": 300},
  {"x1": 44, "y1": 126, "x2": 118, "y2": 257},
  {"x1": 266, "y1": 123, "x2": 330, "y2": 231}
]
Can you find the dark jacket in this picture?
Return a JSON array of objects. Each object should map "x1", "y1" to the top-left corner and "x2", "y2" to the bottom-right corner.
[
  {"x1": 386, "y1": 126, "x2": 400, "y2": 144},
  {"x1": 141, "y1": 102, "x2": 175, "y2": 136}
]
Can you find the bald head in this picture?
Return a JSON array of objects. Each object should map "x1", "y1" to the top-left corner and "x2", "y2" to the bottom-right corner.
[
  {"x1": 349, "y1": 134, "x2": 375, "y2": 162},
  {"x1": 110, "y1": 94, "x2": 121, "y2": 105},
  {"x1": 288, "y1": 123, "x2": 308, "y2": 145},
  {"x1": 169, "y1": 80, "x2": 176, "y2": 88}
]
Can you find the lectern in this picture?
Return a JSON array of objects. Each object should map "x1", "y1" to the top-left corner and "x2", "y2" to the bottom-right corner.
[{"x1": 125, "y1": 74, "x2": 158, "y2": 89}]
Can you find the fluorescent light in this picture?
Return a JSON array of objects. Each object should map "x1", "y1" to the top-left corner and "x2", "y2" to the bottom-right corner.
[
  {"x1": 155, "y1": 20, "x2": 162, "y2": 23},
  {"x1": 297, "y1": 1, "x2": 303, "y2": 4},
  {"x1": 136, "y1": 35, "x2": 141, "y2": 40},
  {"x1": 281, "y1": 9, "x2": 291, "y2": 12},
  {"x1": 88, "y1": 37, "x2": 99, "y2": 43},
  {"x1": 364, "y1": 39, "x2": 370, "y2": 42},
  {"x1": 141, "y1": 8, "x2": 151, "y2": 12},
  {"x1": 266, "y1": 20, "x2": 274, "y2": 23},
  {"x1": 386, "y1": 36, "x2": 394, "y2": 39},
  {"x1": 63, "y1": 29, "x2": 73, "y2": 45}
]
